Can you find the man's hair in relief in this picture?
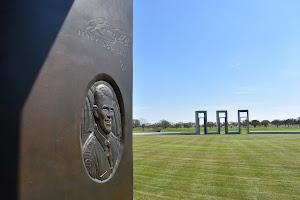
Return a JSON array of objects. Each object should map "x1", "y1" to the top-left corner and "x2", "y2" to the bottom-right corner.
[{"x1": 94, "y1": 84, "x2": 114, "y2": 103}]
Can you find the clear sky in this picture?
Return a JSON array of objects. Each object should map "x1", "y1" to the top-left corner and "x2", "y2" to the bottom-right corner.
[{"x1": 133, "y1": 0, "x2": 300, "y2": 124}]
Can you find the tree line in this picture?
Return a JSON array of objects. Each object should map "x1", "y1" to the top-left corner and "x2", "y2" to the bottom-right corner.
[
  {"x1": 133, "y1": 117, "x2": 300, "y2": 130},
  {"x1": 132, "y1": 119, "x2": 195, "y2": 131},
  {"x1": 250, "y1": 118, "x2": 300, "y2": 128}
]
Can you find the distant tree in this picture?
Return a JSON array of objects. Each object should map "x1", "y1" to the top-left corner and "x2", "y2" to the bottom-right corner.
[
  {"x1": 207, "y1": 121, "x2": 215, "y2": 129},
  {"x1": 174, "y1": 122, "x2": 183, "y2": 128},
  {"x1": 183, "y1": 122, "x2": 193, "y2": 128},
  {"x1": 288, "y1": 119, "x2": 292, "y2": 126},
  {"x1": 290, "y1": 118, "x2": 297, "y2": 126},
  {"x1": 158, "y1": 119, "x2": 171, "y2": 129},
  {"x1": 169, "y1": 123, "x2": 175, "y2": 128},
  {"x1": 298, "y1": 117, "x2": 300, "y2": 127},
  {"x1": 132, "y1": 119, "x2": 141, "y2": 129},
  {"x1": 261, "y1": 120, "x2": 270, "y2": 128},
  {"x1": 242, "y1": 119, "x2": 248, "y2": 128},
  {"x1": 149, "y1": 122, "x2": 158, "y2": 129},
  {"x1": 271, "y1": 119, "x2": 281, "y2": 128},
  {"x1": 145, "y1": 123, "x2": 151, "y2": 128},
  {"x1": 283, "y1": 119, "x2": 289, "y2": 126},
  {"x1": 281, "y1": 118, "x2": 295, "y2": 127},
  {"x1": 251, "y1": 120, "x2": 260, "y2": 128},
  {"x1": 139, "y1": 118, "x2": 147, "y2": 131},
  {"x1": 229, "y1": 121, "x2": 238, "y2": 128},
  {"x1": 285, "y1": 118, "x2": 294, "y2": 127}
]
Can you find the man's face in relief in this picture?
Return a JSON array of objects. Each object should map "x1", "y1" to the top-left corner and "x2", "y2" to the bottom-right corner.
[{"x1": 94, "y1": 91, "x2": 114, "y2": 134}]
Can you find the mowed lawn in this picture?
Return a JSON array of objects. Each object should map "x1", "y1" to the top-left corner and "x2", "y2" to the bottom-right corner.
[{"x1": 133, "y1": 134, "x2": 300, "y2": 200}]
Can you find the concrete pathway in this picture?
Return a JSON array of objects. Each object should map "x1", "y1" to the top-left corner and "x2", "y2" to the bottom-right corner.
[
  {"x1": 133, "y1": 132, "x2": 197, "y2": 136},
  {"x1": 133, "y1": 131, "x2": 300, "y2": 136},
  {"x1": 249, "y1": 131, "x2": 300, "y2": 134}
]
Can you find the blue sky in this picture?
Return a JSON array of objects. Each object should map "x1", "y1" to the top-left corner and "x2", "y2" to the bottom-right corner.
[{"x1": 133, "y1": 0, "x2": 300, "y2": 124}]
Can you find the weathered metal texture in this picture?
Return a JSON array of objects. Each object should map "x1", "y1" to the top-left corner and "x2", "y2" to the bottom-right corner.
[
  {"x1": 0, "y1": 0, "x2": 132, "y2": 199},
  {"x1": 195, "y1": 111, "x2": 207, "y2": 134},
  {"x1": 238, "y1": 110, "x2": 249, "y2": 134}
]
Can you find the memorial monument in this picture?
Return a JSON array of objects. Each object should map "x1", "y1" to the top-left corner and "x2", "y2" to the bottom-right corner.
[
  {"x1": 238, "y1": 110, "x2": 249, "y2": 134},
  {"x1": 216, "y1": 110, "x2": 228, "y2": 134},
  {"x1": 195, "y1": 111, "x2": 207, "y2": 134},
  {"x1": 0, "y1": 0, "x2": 133, "y2": 199}
]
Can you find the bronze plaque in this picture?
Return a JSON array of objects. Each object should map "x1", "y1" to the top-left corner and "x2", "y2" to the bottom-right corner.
[
  {"x1": 0, "y1": 0, "x2": 132, "y2": 199},
  {"x1": 81, "y1": 80, "x2": 123, "y2": 182}
]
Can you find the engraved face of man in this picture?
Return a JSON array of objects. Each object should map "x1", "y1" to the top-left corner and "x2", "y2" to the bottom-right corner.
[{"x1": 93, "y1": 84, "x2": 115, "y2": 134}]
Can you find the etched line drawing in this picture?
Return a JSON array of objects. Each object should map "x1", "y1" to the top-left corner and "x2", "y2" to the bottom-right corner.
[
  {"x1": 81, "y1": 81, "x2": 122, "y2": 181},
  {"x1": 86, "y1": 17, "x2": 129, "y2": 46},
  {"x1": 77, "y1": 17, "x2": 130, "y2": 72}
]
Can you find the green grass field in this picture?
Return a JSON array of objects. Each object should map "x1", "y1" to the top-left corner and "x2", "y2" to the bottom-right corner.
[{"x1": 133, "y1": 134, "x2": 300, "y2": 199}]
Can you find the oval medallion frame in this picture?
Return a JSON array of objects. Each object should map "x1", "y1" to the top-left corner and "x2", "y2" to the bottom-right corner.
[{"x1": 80, "y1": 75, "x2": 124, "y2": 183}]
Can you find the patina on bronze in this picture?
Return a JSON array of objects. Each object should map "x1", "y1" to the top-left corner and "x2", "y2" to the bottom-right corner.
[
  {"x1": 1, "y1": 0, "x2": 133, "y2": 199},
  {"x1": 81, "y1": 81, "x2": 122, "y2": 181}
]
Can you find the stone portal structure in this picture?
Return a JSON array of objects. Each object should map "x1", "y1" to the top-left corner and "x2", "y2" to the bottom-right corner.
[
  {"x1": 195, "y1": 111, "x2": 207, "y2": 134},
  {"x1": 216, "y1": 110, "x2": 228, "y2": 134},
  {"x1": 238, "y1": 110, "x2": 249, "y2": 134}
]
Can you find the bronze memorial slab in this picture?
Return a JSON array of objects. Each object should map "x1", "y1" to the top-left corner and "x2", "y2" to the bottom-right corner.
[{"x1": 0, "y1": 0, "x2": 133, "y2": 199}]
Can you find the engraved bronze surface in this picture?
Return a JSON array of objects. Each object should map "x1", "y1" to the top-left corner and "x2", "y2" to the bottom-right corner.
[
  {"x1": 1, "y1": 0, "x2": 133, "y2": 199},
  {"x1": 81, "y1": 81, "x2": 122, "y2": 181}
]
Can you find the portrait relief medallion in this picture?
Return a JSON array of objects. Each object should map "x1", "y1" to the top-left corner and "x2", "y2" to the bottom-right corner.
[{"x1": 80, "y1": 80, "x2": 122, "y2": 182}]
